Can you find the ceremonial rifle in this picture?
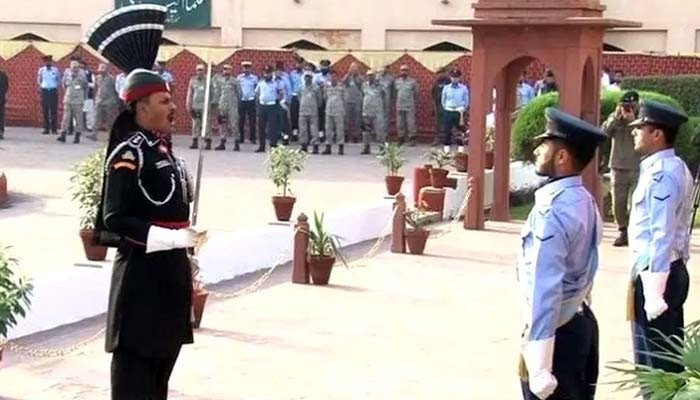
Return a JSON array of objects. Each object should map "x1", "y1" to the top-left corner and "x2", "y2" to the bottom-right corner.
[{"x1": 191, "y1": 62, "x2": 213, "y2": 226}]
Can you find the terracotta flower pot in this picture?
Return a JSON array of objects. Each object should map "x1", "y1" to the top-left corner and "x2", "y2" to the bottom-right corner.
[
  {"x1": 405, "y1": 228, "x2": 430, "y2": 255},
  {"x1": 192, "y1": 289, "x2": 209, "y2": 329},
  {"x1": 308, "y1": 255, "x2": 335, "y2": 285},
  {"x1": 413, "y1": 166, "x2": 432, "y2": 207},
  {"x1": 0, "y1": 172, "x2": 7, "y2": 207},
  {"x1": 272, "y1": 196, "x2": 296, "y2": 221},
  {"x1": 429, "y1": 168, "x2": 449, "y2": 189},
  {"x1": 79, "y1": 229, "x2": 107, "y2": 261},
  {"x1": 454, "y1": 153, "x2": 468, "y2": 172},
  {"x1": 485, "y1": 150, "x2": 495, "y2": 170},
  {"x1": 385, "y1": 175, "x2": 405, "y2": 196}
]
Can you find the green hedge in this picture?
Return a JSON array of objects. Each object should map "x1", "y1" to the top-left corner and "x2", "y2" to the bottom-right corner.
[
  {"x1": 621, "y1": 75, "x2": 700, "y2": 116},
  {"x1": 512, "y1": 90, "x2": 699, "y2": 170}
]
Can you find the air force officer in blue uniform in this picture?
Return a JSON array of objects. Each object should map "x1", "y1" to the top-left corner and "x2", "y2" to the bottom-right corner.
[{"x1": 518, "y1": 108, "x2": 607, "y2": 400}]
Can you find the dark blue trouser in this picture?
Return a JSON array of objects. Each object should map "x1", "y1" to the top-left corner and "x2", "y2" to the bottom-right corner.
[
  {"x1": 521, "y1": 304, "x2": 599, "y2": 400},
  {"x1": 442, "y1": 110, "x2": 461, "y2": 146},
  {"x1": 257, "y1": 104, "x2": 281, "y2": 150},
  {"x1": 632, "y1": 260, "x2": 689, "y2": 374}
]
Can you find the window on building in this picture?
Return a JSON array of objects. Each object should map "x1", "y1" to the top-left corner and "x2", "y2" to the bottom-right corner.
[
  {"x1": 603, "y1": 43, "x2": 625, "y2": 52},
  {"x1": 10, "y1": 33, "x2": 49, "y2": 42},
  {"x1": 423, "y1": 41, "x2": 470, "y2": 52},
  {"x1": 282, "y1": 40, "x2": 326, "y2": 50}
]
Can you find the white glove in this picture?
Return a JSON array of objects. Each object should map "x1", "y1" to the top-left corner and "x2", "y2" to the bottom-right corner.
[
  {"x1": 523, "y1": 338, "x2": 557, "y2": 400},
  {"x1": 640, "y1": 271, "x2": 669, "y2": 321},
  {"x1": 146, "y1": 226, "x2": 197, "y2": 253}
]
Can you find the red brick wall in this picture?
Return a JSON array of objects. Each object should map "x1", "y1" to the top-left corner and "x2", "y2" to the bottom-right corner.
[{"x1": 3, "y1": 46, "x2": 700, "y2": 138}]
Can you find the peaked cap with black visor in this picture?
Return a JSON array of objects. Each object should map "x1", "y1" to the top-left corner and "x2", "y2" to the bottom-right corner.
[{"x1": 84, "y1": 4, "x2": 170, "y2": 246}]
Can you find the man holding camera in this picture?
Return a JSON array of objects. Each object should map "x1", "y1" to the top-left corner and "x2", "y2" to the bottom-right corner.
[{"x1": 602, "y1": 91, "x2": 641, "y2": 247}]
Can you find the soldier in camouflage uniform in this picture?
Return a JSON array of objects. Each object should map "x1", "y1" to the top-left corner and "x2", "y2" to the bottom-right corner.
[
  {"x1": 87, "y1": 63, "x2": 119, "y2": 140},
  {"x1": 394, "y1": 64, "x2": 420, "y2": 146},
  {"x1": 323, "y1": 69, "x2": 346, "y2": 155},
  {"x1": 186, "y1": 64, "x2": 216, "y2": 150},
  {"x1": 57, "y1": 60, "x2": 87, "y2": 144},
  {"x1": 361, "y1": 70, "x2": 386, "y2": 155},
  {"x1": 343, "y1": 62, "x2": 364, "y2": 143},
  {"x1": 298, "y1": 73, "x2": 323, "y2": 153},
  {"x1": 214, "y1": 64, "x2": 241, "y2": 151},
  {"x1": 378, "y1": 65, "x2": 394, "y2": 136}
]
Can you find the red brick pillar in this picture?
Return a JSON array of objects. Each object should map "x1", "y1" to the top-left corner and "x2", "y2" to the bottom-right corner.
[
  {"x1": 292, "y1": 213, "x2": 310, "y2": 284},
  {"x1": 391, "y1": 193, "x2": 406, "y2": 254},
  {"x1": 0, "y1": 173, "x2": 7, "y2": 207}
]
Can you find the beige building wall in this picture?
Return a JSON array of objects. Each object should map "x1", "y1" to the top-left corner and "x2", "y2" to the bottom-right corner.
[{"x1": 0, "y1": 0, "x2": 698, "y2": 53}]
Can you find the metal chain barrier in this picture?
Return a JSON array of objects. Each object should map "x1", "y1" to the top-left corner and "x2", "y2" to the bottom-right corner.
[
  {"x1": 346, "y1": 205, "x2": 399, "y2": 268},
  {"x1": 429, "y1": 179, "x2": 474, "y2": 240},
  {"x1": 207, "y1": 250, "x2": 290, "y2": 300},
  {"x1": 0, "y1": 327, "x2": 106, "y2": 358}
]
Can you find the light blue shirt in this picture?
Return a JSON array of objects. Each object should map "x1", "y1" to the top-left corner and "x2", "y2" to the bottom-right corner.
[
  {"x1": 237, "y1": 73, "x2": 259, "y2": 101},
  {"x1": 37, "y1": 65, "x2": 61, "y2": 90},
  {"x1": 629, "y1": 148, "x2": 693, "y2": 275},
  {"x1": 441, "y1": 83, "x2": 470, "y2": 112},
  {"x1": 517, "y1": 175, "x2": 602, "y2": 342},
  {"x1": 289, "y1": 70, "x2": 303, "y2": 96},
  {"x1": 314, "y1": 71, "x2": 331, "y2": 87},
  {"x1": 517, "y1": 82, "x2": 536, "y2": 107},
  {"x1": 275, "y1": 74, "x2": 291, "y2": 103},
  {"x1": 256, "y1": 79, "x2": 280, "y2": 105}
]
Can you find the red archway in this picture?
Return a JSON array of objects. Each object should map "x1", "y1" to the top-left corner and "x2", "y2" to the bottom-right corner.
[{"x1": 434, "y1": 0, "x2": 640, "y2": 230}]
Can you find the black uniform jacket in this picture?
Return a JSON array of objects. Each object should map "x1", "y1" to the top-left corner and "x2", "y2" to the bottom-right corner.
[{"x1": 103, "y1": 129, "x2": 194, "y2": 357}]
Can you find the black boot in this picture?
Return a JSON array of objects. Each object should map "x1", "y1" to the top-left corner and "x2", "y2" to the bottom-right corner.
[
  {"x1": 73, "y1": 132, "x2": 81, "y2": 144},
  {"x1": 613, "y1": 228, "x2": 628, "y2": 247},
  {"x1": 361, "y1": 144, "x2": 370, "y2": 155},
  {"x1": 57, "y1": 132, "x2": 66, "y2": 142},
  {"x1": 312, "y1": 144, "x2": 319, "y2": 154},
  {"x1": 204, "y1": 139, "x2": 212, "y2": 150},
  {"x1": 322, "y1": 144, "x2": 331, "y2": 155},
  {"x1": 215, "y1": 139, "x2": 226, "y2": 150},
  {"x1": 398, "y1": 136, "x2": 405, "y2": 146},
  {"x1": 300, "y1": 144, "x2": 308, "y2": 152},
  {"x1": 233, "y1": 141, "x2": 240, "y2": 151},
  {"x1": 189, "y1": 138, "x2": 198, "y2": 149},
  {"x1": 282, "y1": 135, "x2": 290, "y2": 146},
  {"x1": 338, "y1": 144, "x2": 344, "y2": 155}
]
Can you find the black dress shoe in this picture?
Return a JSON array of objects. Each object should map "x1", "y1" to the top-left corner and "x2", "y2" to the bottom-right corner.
[{"x1": 254, "y1": 147, "x2": 265, "y2": 153}]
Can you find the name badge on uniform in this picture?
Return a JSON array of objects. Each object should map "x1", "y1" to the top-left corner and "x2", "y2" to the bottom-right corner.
[{"x1": 156, "y1": 160, "x2": 172, "y2": 169}]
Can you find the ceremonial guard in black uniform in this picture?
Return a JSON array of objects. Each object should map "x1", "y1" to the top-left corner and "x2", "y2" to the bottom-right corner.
[{"x1": 85, "y1": 5, "x2": 201, "y2": 399}]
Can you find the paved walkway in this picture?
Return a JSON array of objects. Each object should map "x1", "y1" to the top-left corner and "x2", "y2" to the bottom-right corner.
[{"x1": 1, "y1": 220, "x2": 699, "y2": 399}]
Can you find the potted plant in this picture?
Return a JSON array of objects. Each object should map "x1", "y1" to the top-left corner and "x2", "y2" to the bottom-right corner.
[
  {"x1": 189, "y1": 254, "x2": 208, "y2": 329},
  {"x1": 266, "y1": 145, "x2": 308, "y2": 222},
  {"x1": 609, "y1": 320, "x2": 700, "y2": 398},
  {"x1": 377, "y1": 142, "x2": 407, "y2": 195},
  {"x1": 0, "y1": 245, "x2": 33, "y2": 363},
  {"x1": 307, "y1": 211, "x2": 348, "y2": 285},
  {"x1": 70, "y1": 149, "x2": 108, "y2": 261},
  {"x1": 485, "y1": 125, "x2": 495, "y2": 169},
  {"x1": 424, "y1": 148, "x2": 453, "y2": 189},
  {"x1": 454, "y1": 129, "x2": 469, "y2": 173},
  {"x1": 404, "y1": 208, "x2": 431, "y2": 255}
]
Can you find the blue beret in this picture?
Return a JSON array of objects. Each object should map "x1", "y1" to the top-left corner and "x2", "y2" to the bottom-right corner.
[
  {"x1": 534, "y1": 108, "x2": 607, "y2": 147},
  {"x1": 629, "y1": 100, "x2": 688, "y2": 129}
]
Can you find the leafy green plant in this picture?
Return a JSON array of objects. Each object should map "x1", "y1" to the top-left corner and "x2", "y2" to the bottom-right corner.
[
  {"x1": 621, "y1": 75, "x2": 700, "y2": 116},
  {"x1": 266, "y1": 145, "x2": 308, "y2": 197},
  {"x1": 307, "y1": 211, "x2": 348, "y2": 268},
  {"x1": 404, "y1": 207, "x2": 431, "y2": 230},
  {"x1": 70, "y1": 149, "x2": 106, "y2": 230},
  {"x1": 0, "y1": 246, "x2": 33, "y2": 338},
  {"x1": 512, "y1": 90, "x2": 699, "y2": 170},
  {"x1": 485, "y1": 125, "x2": 496, "y2": 151},
  {"x1": 377, "y1": 142, "x2": 407, "y2": 176},
  {"x1": 608, "y1": 320, "x2": 700, "y2": 399},
  {"x1": 424, "y1": 148, "x2": 453, "y2": 169}
]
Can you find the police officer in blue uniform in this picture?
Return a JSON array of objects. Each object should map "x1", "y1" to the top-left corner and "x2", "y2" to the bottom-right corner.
[
  {"x1": 518, "y1": 108, "x2": 606, "y2": 400},
  {"x1": 255, "y1": 65, "x2": 284, "y2": 152},
  {"x1": 627, "y1": 100, "x2": 693, "y2": 375}
]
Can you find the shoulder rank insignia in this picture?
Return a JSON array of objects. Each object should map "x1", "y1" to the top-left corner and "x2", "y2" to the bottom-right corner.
[
  {"x1": 653, "y1": 194, "x2": 670, "y2": 201},
  {"x1": 113, "y1": 161, "x2": 136, "y2": 171},
  {"x1": 121, "y1": 150, "x2": 136, "y2": 161},
  {"x1": 535, "y1": 234, "x2": 555, "y2": 242},
  {"x1": 651, "y1": 174, "x2": 664, "y2": 183}
]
